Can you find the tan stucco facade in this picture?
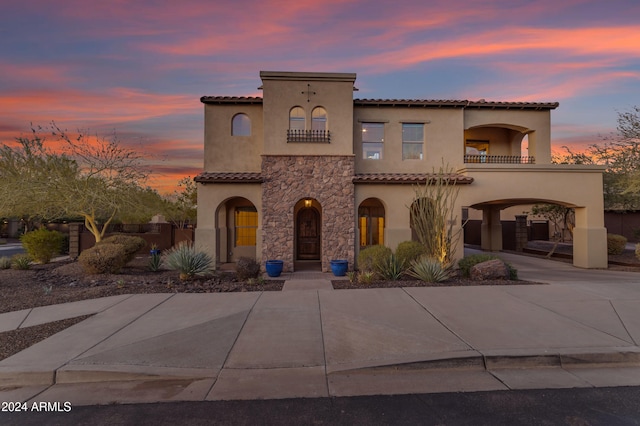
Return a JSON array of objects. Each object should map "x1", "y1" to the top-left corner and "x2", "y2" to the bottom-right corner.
[{"x1": 196, "y1": 71, "x2": 607, "y2": 271}]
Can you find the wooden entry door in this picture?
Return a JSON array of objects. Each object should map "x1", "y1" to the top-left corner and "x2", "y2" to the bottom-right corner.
[{"x1": 297, "y1": 208, "x2": 320, "y2": 260}]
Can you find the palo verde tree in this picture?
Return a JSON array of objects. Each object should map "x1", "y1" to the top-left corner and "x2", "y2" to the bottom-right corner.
[
  {"x1": 0, "y1": 123, "x2": 149, "y2": 242},
  {"x1": 409, "y1": 163, "x2": 463, "y2": 266}
]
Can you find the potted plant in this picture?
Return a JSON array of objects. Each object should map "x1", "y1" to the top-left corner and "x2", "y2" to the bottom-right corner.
[
  {"x1": 265, "y1": 259, "x2": 284, "y2": 277},
  {"x1": 149, "y1": 243, "x2": 161, "y2": 256},
  {"x1": 330, "y1": 259, "x2": 348, "y2": 276}
]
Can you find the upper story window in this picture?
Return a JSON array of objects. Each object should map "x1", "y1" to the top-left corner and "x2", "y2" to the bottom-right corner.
[
  {"x1": 402, "y1": 123, "x2": 423, "y2": 160},
  {"x1": 311, "y1": 107, "x2": 327, "y2": 131},
  {"x1": 232, "y1": 113, "x2": 251, "y2": 136},
  {"x1": 289, "y1": 107, "x2": 305, "y2": 130},
  {"x1": 362, "y1": 122, "x2": 384, "y2": 160}
]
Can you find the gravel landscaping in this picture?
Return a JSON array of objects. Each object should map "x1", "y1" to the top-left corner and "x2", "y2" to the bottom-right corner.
[{"x1": 2, "y1": 243, "x2": 639, "y2": 361}]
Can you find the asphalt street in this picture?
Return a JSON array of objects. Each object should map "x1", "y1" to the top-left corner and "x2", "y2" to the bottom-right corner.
[{"x1": 3, "y1": 387, "x2": 640, "y2": 425}]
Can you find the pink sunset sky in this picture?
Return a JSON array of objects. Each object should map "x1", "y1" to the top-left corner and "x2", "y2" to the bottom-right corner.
[{"x1": 1, "y1": 0, "x2": 639, "y2": 192}]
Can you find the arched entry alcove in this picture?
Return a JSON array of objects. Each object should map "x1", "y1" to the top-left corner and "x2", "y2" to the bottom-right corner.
[
  {"x1": 294, "y1": 198, "x2": 322, "y2": 270},
  {"x1": 215, "y1": 196, "x2": 258, "y2": 263}
]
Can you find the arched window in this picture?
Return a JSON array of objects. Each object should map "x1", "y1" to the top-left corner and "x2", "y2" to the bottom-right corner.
[
  {"x1": 289, "y1": 107, "x2": 305, "y2": 130},
  {"x1": 232, "y1": 113, "x2": 251, "y2": 136},
  {"x1": 359, "y1": 198, "x2": 385, "y2": 247},
  {"x1": 311, "y1": 107, "x2": 327, "y2": 131}
]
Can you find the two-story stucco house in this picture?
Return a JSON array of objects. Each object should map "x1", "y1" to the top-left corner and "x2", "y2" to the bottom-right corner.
[{"x1": 195, "y1": 71, "x2": 607, "y2": 272}]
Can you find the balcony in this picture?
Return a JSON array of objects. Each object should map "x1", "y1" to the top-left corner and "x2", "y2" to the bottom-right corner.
[
  {"x1": 464, "y1": 155, "x2": 535, "y2": 164},
  {"x1": 287, "y1": 129, "x2": 331, "y2": 143}
]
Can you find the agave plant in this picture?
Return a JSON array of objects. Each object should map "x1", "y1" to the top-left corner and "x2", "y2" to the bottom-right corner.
[
  {"x1": 376, "y1": 253, "x2": 406, "y2": 281},
  {"x1": 407, "y1": 256, "x2": 452, "y2": 283},
  {"x1": 163, "y1": 243, "x2": 213, "y2": 281}
]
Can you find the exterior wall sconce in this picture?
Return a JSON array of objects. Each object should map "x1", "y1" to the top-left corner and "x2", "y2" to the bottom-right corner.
[{"x1": 304, "y1": 199, "x2": 312, "y2": 208}]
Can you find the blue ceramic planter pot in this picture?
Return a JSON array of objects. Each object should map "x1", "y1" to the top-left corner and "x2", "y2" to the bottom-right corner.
[
  {"x1": 265, "y1": 260, "x2": 284, "y2": 277},
  {"x1": 330, "y1": 259, "x2": 348, "y2": 276}
]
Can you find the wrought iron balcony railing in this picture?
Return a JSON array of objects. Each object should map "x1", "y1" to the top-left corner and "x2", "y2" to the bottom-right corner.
[
  {"x1": 464, "y1": 155, "x2": 535, "y2": 164},
  {"x1": 287, "y1": 129, "x2": 331, "y2": 143}
]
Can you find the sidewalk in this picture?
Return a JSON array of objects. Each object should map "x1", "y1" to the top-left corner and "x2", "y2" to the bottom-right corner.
[{"x1": 1, "y1": 250, "x2": 640, "y2": 406}]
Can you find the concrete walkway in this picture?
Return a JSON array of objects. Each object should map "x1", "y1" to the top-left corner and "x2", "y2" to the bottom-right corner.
[{"x1": 1, "y1": 250, "x2": 640, "y2": 406}]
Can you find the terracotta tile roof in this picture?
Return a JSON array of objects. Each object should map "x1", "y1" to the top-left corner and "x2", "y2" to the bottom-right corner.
[
  {"x1": 353, "y1": 173, "x2": 474, "y2": 184},
  {"x1": 354, "y1": 99, "x2": 468, "y2": 108},
  {"x1": 199, "y1": 96, "x2": 557, "y2": 110},
  {"x1": 200, "y1": 96, "x2": 263, "y2": 104},
  {"x1": 195, "y1": 172, "x2": 263, "y2": 183},
  {"x1": 354, "y1": 99, "x2": 558, "y2": 110}
]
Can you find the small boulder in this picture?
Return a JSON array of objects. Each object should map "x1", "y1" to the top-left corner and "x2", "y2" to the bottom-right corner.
[{"x1": 470, "y1": 259, "x2": 509, "y2": 281}]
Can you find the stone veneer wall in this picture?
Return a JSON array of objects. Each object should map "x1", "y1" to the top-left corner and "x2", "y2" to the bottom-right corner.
[{"x1": 261, "y1": 155, "x2": 355, "y2": 272}]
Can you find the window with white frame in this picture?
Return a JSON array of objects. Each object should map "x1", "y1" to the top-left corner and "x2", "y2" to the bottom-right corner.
[
  {"x1": 362, "y1": 122, "x2": 384, "y2": 160},
  {"x1": 402, "y1": 123, "x2": 423, "y2": 160}
]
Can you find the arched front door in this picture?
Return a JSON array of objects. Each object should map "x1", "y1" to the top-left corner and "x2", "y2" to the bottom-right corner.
[{"x1": 297, "y1": 207, "x2": 320, "y2": 260}]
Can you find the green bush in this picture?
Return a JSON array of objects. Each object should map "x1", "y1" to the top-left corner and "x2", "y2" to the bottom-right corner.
[
  {"x1": 163, "y1": 242, "x2": 213, "y2": 280},
  {"x1": 458, "y1": 253, "x2": 499, "y2": 278},
  {"x1": 377, "y1": 253, "x2": 405, "y2": 281},
  {"x1": 236, "y1": 256, "x2": 261, "y2": 280},
  {"x1": 98, "y1": 235, "x2": 146, "y2": 263},
  {"x1": 407, "y1": 256, "x2": 452, "y2": 283},
  {"x1": 11, "y1": 253, "x2": 33, "y2": 270},
  {"x1": 78, "y1": 243, "x2": 127, "y2": 274},
  {"x1": 607, "y1": 233, "x2": 627, "y2": 255},
  {"x1": 0, "y1": 256, "x2": 11, "y2": 269},
  {"x1": 395, "y1": 241, "x2": 427, "y2": 270},
  {"x1": 20, "y1": 228, "x2": 65, "y2": 264},
  {"x1": 357, "y1": 245, "x2": 393, "y2": 273}
]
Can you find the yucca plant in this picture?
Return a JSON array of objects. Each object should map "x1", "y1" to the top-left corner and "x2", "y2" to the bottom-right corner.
[
  {"x1": 407, "y1": 256, "x2": 452, "y2": 283},
  {"x1": 163, "y1": 242, "x2": 213, "y2": 281}
]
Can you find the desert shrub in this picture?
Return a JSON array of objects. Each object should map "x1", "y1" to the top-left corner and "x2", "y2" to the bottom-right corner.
[
  {"x1": 236, "y1": 256, "x2": 261, "y2": 280},
  {"x1": 98, "y1": 235, "x2": 146, "y2": 263},
  {"x1": 357, "y1": 270, "x2": 376, "y2": 285},
  {"x1": 407, "y1": 256, "x2": 452, "y2": 283},
  {"x1": 458, "y1": 253, "x2": 499, "y2": 278},
  {"x1": 78, "y1": 243, "x2": 127, "y2": 274},
  {"x1": 357, "y1": 245, "x2": 393, "y2": 273},
  {"x1": 11, "y1": 253, "x2": 33, "y2": 270},
  {"x1": 20, "y1": 228, "x2": 65, "y2": 264},
  {"x1": 0, "y1": 256, "x2": 11, "y2": 269},
  {"x1": 395, "y1": 241, "x2": 427, "y2": 270},
  {"x1": 148, "y1": 252, "x2": 162, "y2": 272},
  {"x1": 163, "y1": 242, "x2": 213, "y2": 280},
  {"x1": 607, "y1": 233, "x2": 627, "y2": 255},
  {"x1": 377, "y1": 253, "x2": 406, "y2": 281},
  {"x1": 636, "y1": 243, "x2": 640, "y2": 261}
]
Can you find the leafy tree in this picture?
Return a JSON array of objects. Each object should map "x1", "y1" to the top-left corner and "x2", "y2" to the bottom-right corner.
[
  {"x1": 555, "y1": 106, "x2": 640, "y2": 209},
  {"x1": 0, "y1": 123, "x2": 149, "y2": 242},
  {"x1": 162, "y1": 176, "x2": 197, "y2": 228}
]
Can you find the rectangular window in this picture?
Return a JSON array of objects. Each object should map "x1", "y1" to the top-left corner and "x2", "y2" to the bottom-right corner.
[
  {"x1": 235, "y1": 207, "x2": 257, "y2": 246},
  {"x1": 362, "y1": 122, "x2": 384, "y2": 160},
  {"x1": 402, "y1": 123, "x2": 423, "y2": 160}
]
